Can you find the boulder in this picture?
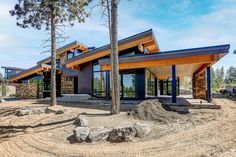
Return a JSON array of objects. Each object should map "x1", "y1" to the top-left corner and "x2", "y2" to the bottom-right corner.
[
  {"x1": 44, "y1": 107, "x2": 55, "y2": 114},
  {"x1": 108, "y1": 126, "x2": 136, "y2": 143},
  {"x1": 55, "y1": 110, "x2": 64, "y2": 115},
  {"x1": 134, "y1": 122, "x2": 152, "y2": 138},
  {"x1": 0, "y1": 99, "x2": 6, "y2": 103},
  {"x1": 32, "y1": 108, "x2": 45, "y2": 115},
  {"x1": 88, "y1": 127, "x2": 111, "y2": 142},
  {"x1": 16, "y1": 108, "x2": 32, "y2": 116},
  {"x1": 45, "y1": 107, "x2": 66, "y2": 114},
  {"x1": 73, "y1": 126, "x2": 91, "y2": 142},
  {"x1": 73, "y1": 116, "x2": 89, "y2": 127}
]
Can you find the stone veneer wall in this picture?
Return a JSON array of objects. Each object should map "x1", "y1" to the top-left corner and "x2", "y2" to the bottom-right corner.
[
  {"x1": 61, "y1": 76, "x2": 74, "y2": 94},
  {"x1": 16, "y1": 83, "x2": 38, "y2": 99},
  {"x1": 193, "y1": 70, "x2": 206, "y2": 99}
]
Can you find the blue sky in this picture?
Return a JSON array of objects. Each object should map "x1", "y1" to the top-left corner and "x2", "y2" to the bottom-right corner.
[{"x1": 0, "y1": 0, "x2": 235, "y2": 75}]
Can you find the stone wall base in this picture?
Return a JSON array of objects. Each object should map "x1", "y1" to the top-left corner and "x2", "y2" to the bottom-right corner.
[
  {"x1": 16, "y1": 83, "x2": 41, "y2": 99},
  {"x1": 193, "y1": 70, "x2": 206, "y2": 100}
]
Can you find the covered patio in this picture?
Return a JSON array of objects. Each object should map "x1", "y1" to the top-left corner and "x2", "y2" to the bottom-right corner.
[{"x1": 99, "y1": 44, "x2": 230, "y2": 103}]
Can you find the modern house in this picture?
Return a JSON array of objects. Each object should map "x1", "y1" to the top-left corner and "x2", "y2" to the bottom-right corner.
[{"x1": 8, "y1": 29, "x2": 230, "y2": 103}]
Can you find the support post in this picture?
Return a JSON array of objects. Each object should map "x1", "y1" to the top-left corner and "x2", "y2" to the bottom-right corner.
[
  {"x1": 206, "y1": 67, "x2": 212, "y2": 102},
  {"x1": 155, "y1": 77, "x2": 158, "y2": 97},
  {"x1": 105, "y1": 70, "x2": 110, "y2": 101},
  {"x1": 160, "y1": 80, "x2": 163, "y2": 95},
  {"x1": 172, "y1": 65, "x2": 177, "y2": 103}
]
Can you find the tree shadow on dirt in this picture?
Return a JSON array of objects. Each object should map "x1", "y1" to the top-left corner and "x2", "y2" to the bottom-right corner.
[
  {"x1": 0, "y1": 116, "x2": 77, "y2": 142},
  {"x1": 32, "y1": 99, "x2": 138, "y2": 112},
  {"x1": 0, "y1": 107, "x2": 19, "y2": 117}
]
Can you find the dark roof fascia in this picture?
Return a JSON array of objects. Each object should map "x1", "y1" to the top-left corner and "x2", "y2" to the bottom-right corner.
[
  {"x1": 1, "y1": 66, "x2": 26, "y2": 71},
  {"x1": 37, "y1": 40, "x2": 80, "y2": 64},
  {"x1": 99, "y1": 44, "x2": 230, "y2": 65},
  {"x1": 66, "y1": 29, "x2": 154, "y2": 64}
]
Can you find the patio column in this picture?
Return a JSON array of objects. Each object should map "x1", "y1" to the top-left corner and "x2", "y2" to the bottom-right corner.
[
  {"x1": 172, "y1": 65, "x2": 177, "y2": 103},
  {"x1": 206, "y1": 67, "x2": 212, "y2": 102}
]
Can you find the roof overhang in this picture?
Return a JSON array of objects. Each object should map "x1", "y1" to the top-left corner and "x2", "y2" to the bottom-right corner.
[
  {"x1": 9, "y1": 64, "x2": 60, "y2": 82},
  {"x1": 66, "y1": 29, "x2": 160, "y2": 69},
  {"x1": 99, "y1": 44, "x2": 230, "y2": 74}
]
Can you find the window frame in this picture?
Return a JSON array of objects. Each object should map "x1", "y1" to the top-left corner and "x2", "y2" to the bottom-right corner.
[
  {"x1": 145, "y1": 69, "x2": 156, "y2": 97},
  {"x1": 92, "y1": 61, "x2": 107, "y2": 98}
]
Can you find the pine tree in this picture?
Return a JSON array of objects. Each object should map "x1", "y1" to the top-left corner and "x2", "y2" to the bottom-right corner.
[
  {"x1": 99, "y1": 0, "x2": 120, "y2": 114},
  {"x1": 10, "y1": 0, "x2": 91, "y2": 106}
]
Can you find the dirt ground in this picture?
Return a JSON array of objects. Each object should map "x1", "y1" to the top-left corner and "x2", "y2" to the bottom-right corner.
[{"x1": 0, "y1": 98, "x2": 235, "y2": 157}]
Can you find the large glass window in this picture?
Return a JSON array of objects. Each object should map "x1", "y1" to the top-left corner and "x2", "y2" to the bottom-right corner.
[
  {"x1": 122, "y1": 73, "x2": 136, "y2": 98},
  {"x1": 145, "y1": 69, "x2": 156, "y2": 97},
  {"x1": 93, "y1": 62, "x2": 106, "y2": 97},
  {"x1": 74, "y1": 49, "x2": 82, "y2": 57}
]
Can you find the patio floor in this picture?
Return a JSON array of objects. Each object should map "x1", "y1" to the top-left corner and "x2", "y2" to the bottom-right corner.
[{"x1": 158, "y1": 95, "x2": 221, "y2": 111}]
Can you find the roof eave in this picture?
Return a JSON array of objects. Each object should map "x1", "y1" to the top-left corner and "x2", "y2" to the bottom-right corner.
[{"x1": 99, "y1": 44, "x2": 230, "y2": 65}]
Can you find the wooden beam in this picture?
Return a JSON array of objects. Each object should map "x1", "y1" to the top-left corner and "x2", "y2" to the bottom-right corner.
[
  {"x1": 138, "y1": 44, "x2": 144, "y2": 52},
  {"x1": 194, "y1": 63, "x2": 211, "y2": 75},
  {"x1": 72, "y1": 65, "x2": 80, "y2": 70},
  {"x1": 101, "y1": 55, "x2": 215, "y2": 71},
  {"x1": 143, "y1": 40, "x2": 155, "y2": 47}
]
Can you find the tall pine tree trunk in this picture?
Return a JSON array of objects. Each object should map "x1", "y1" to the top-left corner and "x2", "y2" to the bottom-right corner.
[
  {"x1": 50, "y1": 2, "x2": 57, "y2": 106},
  {"x1": 110, "y1": 0, "x2": 120, "y2": 114}
]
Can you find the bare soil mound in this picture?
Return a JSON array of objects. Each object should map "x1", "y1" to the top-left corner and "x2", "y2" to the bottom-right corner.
[{"x1": 129, "y1": 99, "x2": 185, "y2": 123}]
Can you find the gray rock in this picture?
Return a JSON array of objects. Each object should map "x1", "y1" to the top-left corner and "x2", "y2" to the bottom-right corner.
[
  {"x1": 108, "y1": 126, "x2": 136, "y2": 142},
  {"x1": 44, "y1": 107, "x2": 55, "y2": 114},
  {"x1": 134, "y1": 122, "x2": 152, "y2": 138},
  {"x1": 88, "y1": 127, "x2": 111, "y2": 142},
  {"x1": 0, "y1": 99, "x2": 6, "y2": 103},
  {"x1": 73, "y1": 116, "x2": 89, "y2": 127},
  {"x1": 55, "y1": 110, "x2": 64, "y2": 115},
  {"x1": 32, "y1": 108, "x2": 45, "y2": 115},
  {"x1": 73, "y1": 126, "x2": 91, "y2": 142},
  {"x1": 16, "y1": 108, "x2": 32, "y2": 116}
]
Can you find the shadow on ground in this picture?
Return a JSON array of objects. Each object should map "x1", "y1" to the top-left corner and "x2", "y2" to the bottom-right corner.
[
  {"x1": 32, "y1": 99, "x2": 139, "y2": 112},
  {"x1": 0, "y1": 114, "x2": 77, "y2": 142}
]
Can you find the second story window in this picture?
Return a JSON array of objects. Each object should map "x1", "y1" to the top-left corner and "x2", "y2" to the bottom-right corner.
[
  {"x1": 74, "y1": 49, "x2": 82, "y2": 57},
  {"x1": 67, "y1": 52, "x2": 74, "y2": 59},
  {"x1": 67, "y1": 49, "x2": 83, "y2": 59}
]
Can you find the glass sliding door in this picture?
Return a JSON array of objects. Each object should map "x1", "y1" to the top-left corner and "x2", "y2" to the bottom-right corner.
[{"x1": 161, "y1": 77, "x2": 179, "y2": 95}]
